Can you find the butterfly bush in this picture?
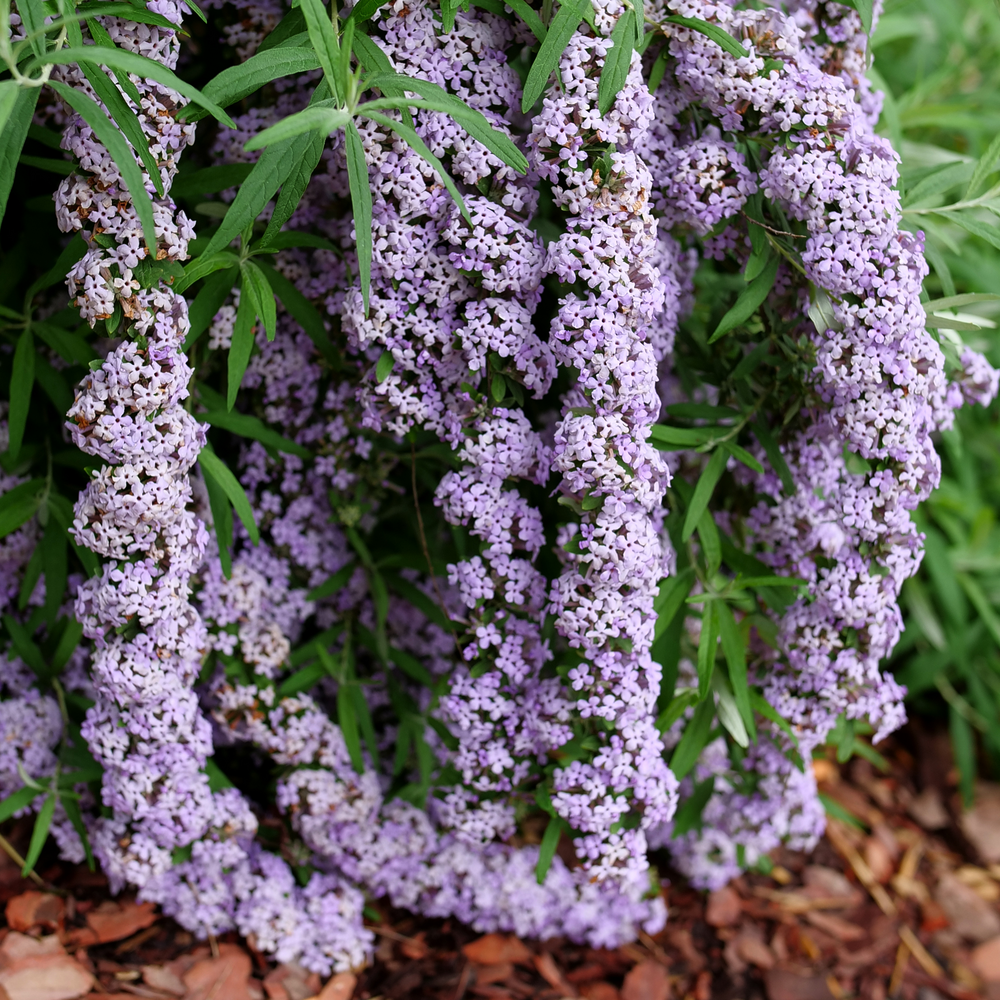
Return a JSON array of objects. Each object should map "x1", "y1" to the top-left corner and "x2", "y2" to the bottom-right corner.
[{"x1": 1, "y1": 0, "x2": 995, "y2": 974}]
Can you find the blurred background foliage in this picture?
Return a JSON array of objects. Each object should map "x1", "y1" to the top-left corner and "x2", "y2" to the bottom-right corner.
[{"x1": 876, "y1": 0, "x2": 1000, "y2": 802}]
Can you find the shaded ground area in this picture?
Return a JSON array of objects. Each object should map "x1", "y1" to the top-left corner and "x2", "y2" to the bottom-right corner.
[{"x1": 2, "y1": 726, "x2": 1000, "y2": 1000}]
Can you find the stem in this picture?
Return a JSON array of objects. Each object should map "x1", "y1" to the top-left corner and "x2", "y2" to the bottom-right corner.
[{"x1": 0, "y1": 832, "x2": 47, "y2": 888}]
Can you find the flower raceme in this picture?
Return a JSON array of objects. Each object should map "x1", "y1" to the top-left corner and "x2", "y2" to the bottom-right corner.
[{"x1": 0, "y1": 0, "x2": 993, "y2": 974}]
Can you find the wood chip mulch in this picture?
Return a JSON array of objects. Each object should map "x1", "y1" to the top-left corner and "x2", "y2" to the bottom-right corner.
[{"x1": 2, "y1": 723, "x2": 1000, "y2": 1000}]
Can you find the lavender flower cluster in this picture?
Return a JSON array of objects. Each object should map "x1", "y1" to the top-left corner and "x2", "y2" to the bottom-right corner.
[{"x1": 1, "y1": 0, "x2": 994, "y2": 975}]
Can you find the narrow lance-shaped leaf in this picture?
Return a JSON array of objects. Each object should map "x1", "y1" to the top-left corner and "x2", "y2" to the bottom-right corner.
[
  {"x1": 49, "y1": 81, "x2": 158, "y2": 253},
  {"x1": 42, "y1": 49, "x2": 236, "y2": 127},
  {"x1": 362, "y1": 75, "x2": 528, "y2": 173},
  {"x1": 696, "y1": 599, "x2": 718, "y2": 700},
  {"x1": 966, "y1": 132, "x2": 1000, "y2": 198},
  {"x1": 344, "y1": 120, "x2": 373, "y2": 314},
  {"x1": 672, "y1": 776, "x2": 715, "y2": 838},
  {"x1": 79, "y1": 63, "x2": 165, "y2": 197},
  {"x1": 0, "y1": 479, "x2": 44, "y2": 538},
  {"x1": 597, "y1": 7, "x2": 634, "y2": 116},
  {"x1": 187, "y1": 48, "x2": 323, "y2": 121},
  {"x1": 712, "y1": 670, "x2": 749, "y2": 748},
  {"x1": 225, "y1": 280, "x2": 256, "y2": 411},
  {"x1": 258, "y1": 262, "x2": 338, "y2": 365},
  {"x1": 85, "y1": 17, "x2": 144, "y2": 106},
  {"x1": 670, "y1": 697, "x2": 716, "y2": 780},
  {"x1": 697, "y1": 508, "x2": 721, "y2": 576},
  {"x1": 0, "y1": 88, "x2": 41, "y2": 231},
  {"x1": 240, "y1": 259, "x2": 277, "y2": 341},
  {"x1": 262, "y1": 128, "x2": 327, "y2": 244},
  {"x1": 661, "y1": 14, "x2": 747, "y2": 59},
  {"x1": 535, "y1": 815, "x2": 565, "y2": 885},
  {"x1": 0, "y1": 785, "x2": 43, "y2": 824},
  {"x1": 681, "y1": 447, "x2": 727, "y2": 542},
  {"x1": 21, "y1": 792, "x2": 56, "y2": 877},
  {"x1": 361, "y1": 110, "x2": 471, "y2": 223},
  {"x1": 298, "y1": 0, "x2": 343, "y2": 100},
  {"x1": 710, "y1": 252, "x2": 779, "y2": 342},
  {"x1": 751, "y1": 419, "x2": 795, "y2": 496},
  {"x1": 199, "y1": 410, "x2": 311, "y2": 458},
  {"x1": 716, "y1": 601, "x2": 755, "y2": 737},
  {"x1": 522, "y1": 0, "x2": 593, "y2": 113},
  {"x1": 198, "y1": 446, "x2": 260, "y2": 545},
  {"x1": 950, "y1": 704, "x2": 975, "y2": 810},
  {"x1": 653, "y1": 566, "x2": 695, "y2": 639},
  {"x1": 8, "y1": 329, "x2": 34, "y2": 463}
]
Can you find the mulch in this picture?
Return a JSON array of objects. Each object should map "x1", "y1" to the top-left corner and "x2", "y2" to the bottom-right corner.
[{"x1": 2, "y1": 724, "x2": 1000, "y2": 1000}]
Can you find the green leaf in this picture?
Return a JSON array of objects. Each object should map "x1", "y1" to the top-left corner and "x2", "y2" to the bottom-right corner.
[
  {"x1": 440, "y1": 0, "x2": 458, "y2": 32},
  {"x1": 22, "y1": 793, "x2": 55, "y2": 877},
  {"x1": 337, "y1": 681, "x2": 365, "y2": 773},
  {"x1": 966, "y1": 133, "x2": 1000, "y2": 198},
  {"x1": 345, "y1": 0, "x2": 386, "y2": 26},
  {"x1": 361, "y1": 109, "x2": 471, "y2": 222},
  {"x1": 261, "y1": 130, "x2": 327, "y2": 244},
  {"x1": 298, "y1": 0, "x2": 342, "y2": 98},
  {"x1": 198, "y1": 446, "x2": 260, "y2": 545},
  {"x1": 670, "y1": 697, "x2": 715, "y2": 780},
  {"x1": 522, "y1": 0, "x2": 592, "y2": 113},
  {"x1": 950, "y1": 703, "x2": 976, "y2": 810},
  {"x1": 6, "y1": 612, "x2": 49, "y2": 682},
  {"x1": 818, "y1": 792, "x2": 866, "y2": 831},
  {"x1": 177, "y1": 252, "x2": 241, "y2": 297},
  {"x1": 653, "y1": 566, "x2": 695, "y2": 639},
  {"x1": 61, "y1": 795, "x2": 94, "y2": 870},
  {"x1": 84, "y1": 16, "x2": 145, "y2": 114},
  {"x1": 199, "y1": 409, "x2": 310, "y2": 458},
  {"x1": 0, "y1": 479, "x2": 44, "y2": 538},
  {"x1": 43, "y1": 48, "x2": 236, "y2": 127},
  {"x1": 307, "y1": 562, "x2": 356, "y2": 601},
  {"x1": 500, "y1": 0, "x2": 545, "y2": 39},
  {"x1": 648, "y1": 46, "x2": 668, "y2": 95},
  {"x1": 240, "y1": 259, "x2": 277, "y2": 341},
  {"x1": 0, "y1": 81, "x2": 20, "y2": 139},
  {"x1": 834, "y1": 0, "x2": 874, "y2": 35},
  {"x1": 364, "y1": 74, "x2": 528, "y2": 174},
  {"x1": 681, "y1": 447, "x2": 727, "y2": 543},
  {"x1": 244, "y1": 103, "x2": 349, "y2": 152},
  {"x1": 535, "y1": 814, "x2": 565, "y2": 884},
  {"x1": 344, "y1": 120, "x2": 373, "y2": 315},
  {"x1": 597, "y1": 8, "x2": 634, "y2": 116},
  {"x1": 712, "y1": 669, "x2": 749, "y2": 748},
  {"x1": 8, "y1": 329, "x2": 34, "y2": 463},
  {"x1": 187, "y1": 48, "x2": 323, "y2": 121},
  {"x1": 672, "y1": 776, "x2": 715, "y2": 838},
  {"x1": 662, "y1": 14, "x2": 747, "y2": 59},
  {"x1": 24, "y1": 234, "x2": 88, "y2": 306},
  {"x1": 41, "y1": 520, "x2": 67, "y2": 626},
  {"x1": 750, "y1": 419, "x2": 795, "y2": 495},
  {"x1": 649, "y1": 424, "x2": 719, "y2": 449},
  {"x1": 226, "y1": 280, "x2": 256, "y2": 410},
  {"x1": 258, "y1": 6, "x2": 307, "y2": 50},
  {"x1": 207, "y1": 126, "x2": 334, "y2": 254},
  {"x1": 744, "y1": 225, "x2": 772, "y2": 282},
  {"x1": 384, "y1": 572, "x2": 453, "y2": 633},
  {"x1": 750, "y1": 690, "x2": 799, "y2": 751},
  {"x1": 709, "y1": 252, "x2": 779, "y2": 342},
  {"x1": 17, "y1": 154, "x2": 74, "y2": 176},
  {"x1": 49, "y1": 81, "x2": 158, "y2": 253},
  {"x1": 696, "y1": 599, "x2": 718, "y2": 700},
  {"x1": 939, "y1": 211, "x2": 1000, "y2": 252},
  {"x1": 0, "y1": 87, "x2": 40, "y2": 231},
  {"x1": 720, "y1": 440, "x2": 764, "y2": 474},
  {"x1": 717, "y1": 601, "x2": 754, "y2": 737},
  {"x1": 184, "y1": 267, "x2": 239, "y2": 349},
  {"x1": 258, "y1": 262, "x2": 338, "y2": 365},
  {"x1": 0, "y1": 785, "x2": 43, "y2": 824},
  {"x1": 697, "y1": 508, "x2": 721, "y2": 576},
  {"x1": 375, "y1": 349, "x2": 394, "y2": 383}
]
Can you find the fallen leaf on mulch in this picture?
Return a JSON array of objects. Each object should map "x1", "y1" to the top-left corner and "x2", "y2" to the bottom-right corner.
[
  {"x1": 961, "y1": 782, "x2": 1000, "y2": 864},
  {"x1": 461, "y1": 932, "x2": 532, "y2": 966},
  {"x1": 0, "y1": 931, "x2": 94, "y2": 1000},
  {"x1": 83, "y1": 898, "x2": 157, "y2": 945},
  {"x1": 141, "y1": 963, "x2": 186, "y2": 996},
  {"x1": 315, "y1": 972, "x2": 357, "y2": 1000},
  {"x1": 4, "y1": 892, "x2": 65, "y2": 935},
  {"x1": 620, "y1": 958, "x2": 669, "y2": 1000},
  {"x1": 764, "y1": 967, "x2": 835, "y2": 1000},
  {"x1": 182, "y1": 944, "x2": 255, "y2": 1000},
  {"x1": 262, "y1": 962, "x2": 321, "y2": 1000}
]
